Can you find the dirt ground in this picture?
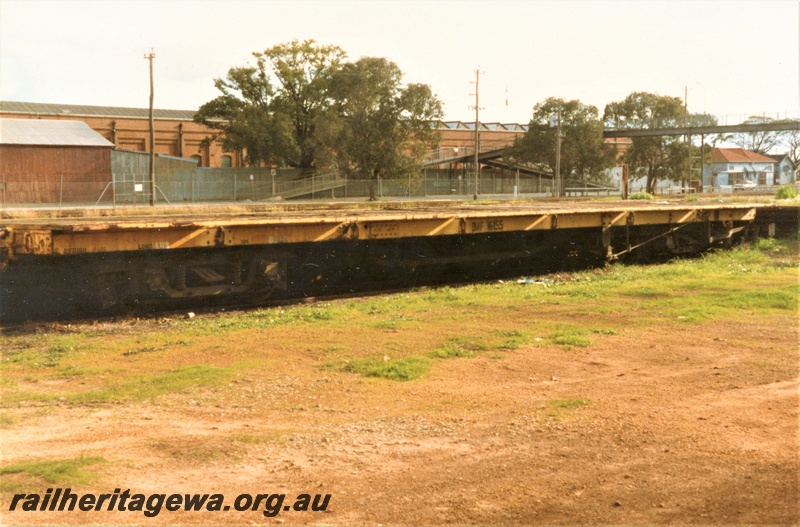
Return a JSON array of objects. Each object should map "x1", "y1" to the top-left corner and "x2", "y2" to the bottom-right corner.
[{"x1": 1, "y1": 315, "x2": 798, "y2": 526}]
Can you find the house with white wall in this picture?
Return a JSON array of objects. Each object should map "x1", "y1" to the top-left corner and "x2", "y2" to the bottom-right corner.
[
  {"x1": 767, "y1": 153, "x2": 796, "y2": 185},
  {"x1": 703, "y1": 148, "x2": 776, "y2": 189}
]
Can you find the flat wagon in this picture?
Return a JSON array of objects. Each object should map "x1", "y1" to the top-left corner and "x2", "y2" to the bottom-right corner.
[{"x1": 0, "y1": 200, "x2": 785, "y2": 321}]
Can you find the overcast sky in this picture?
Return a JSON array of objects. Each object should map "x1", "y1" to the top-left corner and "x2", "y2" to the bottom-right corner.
[{"x1": 1, "y1": 0, "x2": 798, "y2": 125}]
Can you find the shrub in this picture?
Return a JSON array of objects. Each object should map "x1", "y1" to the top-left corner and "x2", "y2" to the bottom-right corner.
[
  {"x1": 629, "y1": 191, "x2": 655, "y2": 200},
  {"x1": 774, "y1": 185, "x2": 797, "y2": 200}
]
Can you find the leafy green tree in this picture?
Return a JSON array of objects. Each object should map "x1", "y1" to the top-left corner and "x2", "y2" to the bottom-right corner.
[
  {"x1": 511, "y1": 97, "x2": 615, "y2": 187},
  {"x1": 604, "y1": 92, "x2": 692, "y2": 193},
  {"x1": 195, "y1": 39, "x2": 345, "y2": 169},
  {"x1": 319, "y1": 57, "x2": 443, "y2": 181},
  {"x1": 256, "y1": 39, "x2": 347, "y2": 170},
  {"x1": 193, "y1": 66, "x2": 296, "y2": 166}
]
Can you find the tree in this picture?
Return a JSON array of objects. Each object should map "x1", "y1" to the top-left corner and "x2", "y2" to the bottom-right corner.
[
  {"x1": 193, "y1": 66, "x2": 296, "y2": 166},
  {"x1": 511, "y1": 97, "x2": 615, "y2": 187},
  {"x1": 603, "y1": 92, "x2": 691, "y2": 193},
  {"x1": 319, "y1": 57, "x2": 443, "y2": 181},
  {"x1": 731, "y1": 116, "x2": 781, "y2": 154},
  {"x1": 195, "y1": 39, "x2": 345, "y2": 169},
  {"x1": 778, "y1": 121, "x2": 800, "y2": 182},
  {"x1": 256, "y1": 39, "x2": 347, "y2": 170}
]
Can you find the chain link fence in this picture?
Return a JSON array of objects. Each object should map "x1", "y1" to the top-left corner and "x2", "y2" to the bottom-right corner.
[{"x1": 1, "y1": 168, "x2": 566, "y2": 208}]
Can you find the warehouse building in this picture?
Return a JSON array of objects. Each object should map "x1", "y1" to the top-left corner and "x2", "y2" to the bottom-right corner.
[
  {"x1": 0, "y1": 118, "x2": 114, "y2": 204},
  {"x1": 0, "y1": 101, "x2": 526, "y2": 169}
]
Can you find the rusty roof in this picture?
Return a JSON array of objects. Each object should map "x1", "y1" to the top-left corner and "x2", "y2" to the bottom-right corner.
[
  {"x1": 0, "y1": 118, "x2": 114, "y2": 147},
  {"x1": 711, "y1": 148, "x2": 777, "y2": 163}
]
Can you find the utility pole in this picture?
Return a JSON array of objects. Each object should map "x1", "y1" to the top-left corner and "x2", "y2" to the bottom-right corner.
[
  {"x1": 553, "y1": 108, "x2": 563, "y2": 197},
  {"x1": 470, "y1": 68, "x2": 483, "y2": 200},
  {"x1": 144, "y1": 49, "x2": 156, "y2": 206},
  {"x1": 685, "y1": 85, "x2": 690, "y2": 190}
]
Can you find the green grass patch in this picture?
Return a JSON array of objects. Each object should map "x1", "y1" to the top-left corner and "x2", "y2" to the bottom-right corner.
[
  {"x1": 68, "y1": 365, "x2": 233, "y2": 404},
  {"x1": 492, "y1": 329, "x2": 529, "y2": 349},
  {"x1": 429, "y1": 337, "x2": 490, "y2": 359},
  {"x1": 4, "y1": 365, "x2": 236, "y2": 406},
  {"x1": 0, "y1": 455, "x2": 104, "y2": 486},
  {"x1": 590, "y1": 328, "x2": 618, "y2": 335},
  {"x1": 2, "y1": 334, "x2": 91, "y2": 369},
  {"x1": 327, "y1": 356, "x2": 431, "y2": 381},
  {"x1": 548, "y1": 326, "x2": 592, "y2": 350}
]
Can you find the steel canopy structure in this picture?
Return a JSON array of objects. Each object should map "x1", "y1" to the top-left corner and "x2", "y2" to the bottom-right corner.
[{"x1": 603, "y1": 120, "x2": 800, "y2": 138}]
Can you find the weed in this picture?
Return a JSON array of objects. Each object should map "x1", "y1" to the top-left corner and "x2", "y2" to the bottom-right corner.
[
  {"x1": 590, "y1": 328, "x2": 618, "y2": 335},
  {"x1": 549, "y1": 398, "x2": 590, "y2": 409},
  {"x1": 0, "y1": 411, "x2": 16, "y2": 428},
  {"x1": 752, "y1": 237, "x2": 784, "y2": 254},
  {"x1": 328, "y1": 356, "x2": 430, "y2": 381},
  {"x1": 548, "y1": 326, "x2": 592, "y2": 350},
  {"x1": 629, "y1": 191, "x2": 655, "y2": 200},
  {"x1": 429, "y1": 342, "x2": 477, "y2": 359},
  {"x1": 0, "y1": 455, "x2": 104, "y2": 486},
  {"x1": 429, "y1": 337, "x2": 490, "y2": 359},
  {"x1": 492, "y1": 329, "x2": 529, "y2": 349},
  {"x1": 122, "y1": 345, "x2": 164, "y2": 356},
  {"x1": 62, "y1": 365, "x2": 234, "y2": 404}
]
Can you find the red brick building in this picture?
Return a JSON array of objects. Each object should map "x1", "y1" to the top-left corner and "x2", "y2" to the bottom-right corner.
[
  {"x1": 0, "y1": 102, "x2": 240, "y2": 168},
  {"x1": 0, "y1": 101, "x2": 529, "y2": 168}
]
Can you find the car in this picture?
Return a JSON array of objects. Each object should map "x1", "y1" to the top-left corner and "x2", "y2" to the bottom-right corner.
[{"x1": 734, "y1": 180, "x2": 757, "y2": 191}]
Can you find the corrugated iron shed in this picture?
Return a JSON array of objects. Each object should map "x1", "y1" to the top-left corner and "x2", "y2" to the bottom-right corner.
[{"x1": 0, "y1": 118, "x2": 114, "y2": 147}]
